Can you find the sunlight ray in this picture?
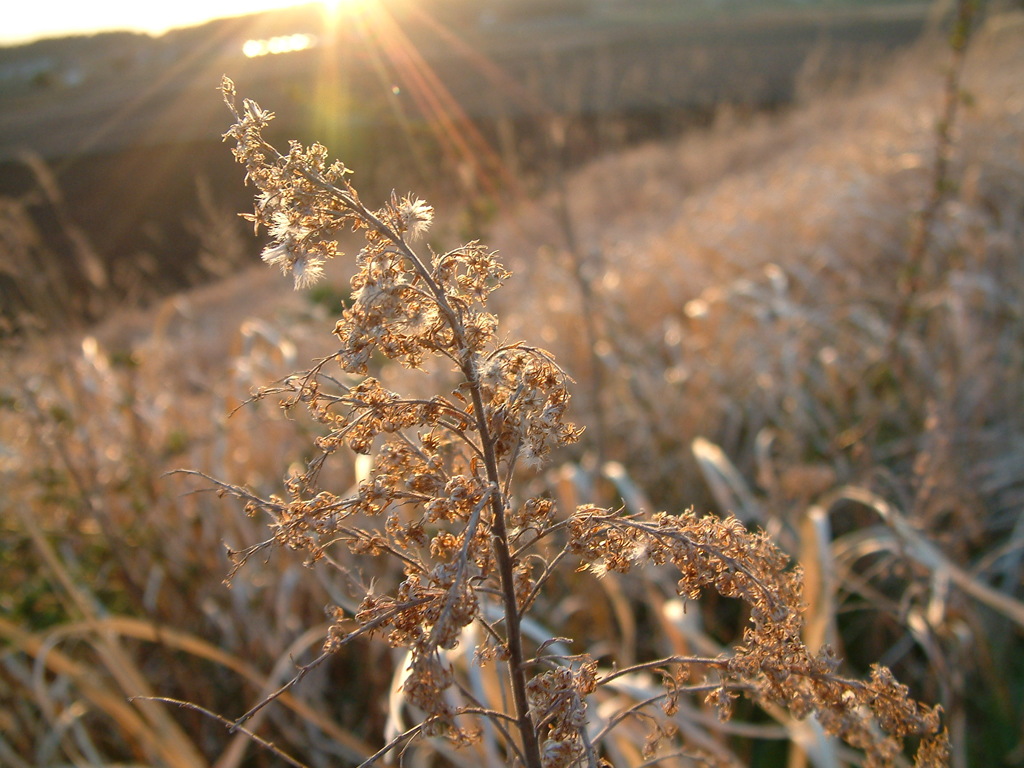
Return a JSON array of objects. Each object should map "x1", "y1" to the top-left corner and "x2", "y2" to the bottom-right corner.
[{"x1": 352, "y1": 2, "x2": 517, "y2": 198}]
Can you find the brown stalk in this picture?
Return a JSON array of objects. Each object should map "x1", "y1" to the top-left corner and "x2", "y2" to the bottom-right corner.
[
  {"x1": 464, "y1": 371, "x2": 543, "y2": 768},
  {"x1": 885, "y1": 0, "x2": 978, "y2": 376}
]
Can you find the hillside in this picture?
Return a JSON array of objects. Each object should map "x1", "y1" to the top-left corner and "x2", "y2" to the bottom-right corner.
[{"x1": 0, "y1": 1, "x2": 927, "y2": 335}]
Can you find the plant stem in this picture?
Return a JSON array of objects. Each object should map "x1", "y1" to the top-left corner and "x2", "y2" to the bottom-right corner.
[
  {"x1": 463, "y1": 364, "x2": 543, "y2": 768},
  {"x1": 346, "y1": 178, "x2": 541, "y2": 765},
  {"x1": 886, "y1": 0, "x2": 977, "y2": 370}
]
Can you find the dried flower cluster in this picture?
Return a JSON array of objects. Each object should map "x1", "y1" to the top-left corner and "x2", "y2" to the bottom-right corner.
[
  {"x1": 215, "y1": 76, "x2": 948, "y2": 768},
  {"x1": 569, "y1": 508, "x2": 947, "y2": 767}
]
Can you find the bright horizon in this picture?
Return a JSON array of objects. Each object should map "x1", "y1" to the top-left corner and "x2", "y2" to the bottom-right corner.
[{"x1": 1, "y1": 0, "x2": 337, "y2": 47}]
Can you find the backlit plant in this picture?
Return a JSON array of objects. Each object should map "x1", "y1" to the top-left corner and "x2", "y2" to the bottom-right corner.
[{"x1": 210, "y1": 75, "x2": 949, "y2": 768}]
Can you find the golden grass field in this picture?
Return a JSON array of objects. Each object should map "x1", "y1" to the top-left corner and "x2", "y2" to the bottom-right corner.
[{"x1": 2, "y1": 9, "x2": 1023, "y2": 767}]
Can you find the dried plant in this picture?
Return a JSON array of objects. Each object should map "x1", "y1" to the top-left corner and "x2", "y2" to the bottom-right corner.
[{"x1": 199, "y1": 76, "x2": 950, "y2": 768}]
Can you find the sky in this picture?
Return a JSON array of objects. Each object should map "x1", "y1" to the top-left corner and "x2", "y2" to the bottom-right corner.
[{"x1": 2, "y1": 0, "x2": 328, "y2": 47}]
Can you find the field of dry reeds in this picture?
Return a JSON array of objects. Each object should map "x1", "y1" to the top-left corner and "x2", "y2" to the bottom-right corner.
[{"x1": 2, "y1": 7, "x2": 1023, "y2": 768}]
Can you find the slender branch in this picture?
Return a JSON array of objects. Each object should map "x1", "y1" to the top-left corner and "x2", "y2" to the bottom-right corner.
[
  {"x1": 235, "y1": 596, "x2": 432, "y2": 726},
  {"x1": 520, "y1": 548, "x2": 572, "y2": 614},
  {"x1": 232, "y1": 652, "x2": 333, "y2": 727},
  {"x1": 354, "y1": 721, "x2": 427, "y2": 768},
  {"x1": 464, "y1": 369, "x2": 544, "y2": 768},
  {"x1": 597, "y1": 656, "x2": 728, "y2": 688},
  {"x1": 129, "y1": 697, "x2": 311, "y2": 768}
]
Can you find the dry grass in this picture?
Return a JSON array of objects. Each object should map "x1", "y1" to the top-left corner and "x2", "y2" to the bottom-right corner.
[
  {"x1": 1, "y1": 8, "x2": 1022, "y2": 768},
  {"x1": 488, "y1": 11, "x2": 1024, "y2": 765}
]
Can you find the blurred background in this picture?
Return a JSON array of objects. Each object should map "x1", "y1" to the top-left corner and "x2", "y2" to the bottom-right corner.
[
  {"x1": 2, "y1": 1, "x2": 1023, "y2": 767},
  {"x1": 0, "y1": 0, "x2": 931, "y2": 332}
]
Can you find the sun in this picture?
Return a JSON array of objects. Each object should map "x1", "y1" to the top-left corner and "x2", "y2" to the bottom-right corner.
[
  {"x1": 316, "y1": 0, "x2": 376, "y2": 24},
  {"x1": 241, "y1": 0, "x2": 376, "y2": 57},
  {"x1": 314, "y1": 0, "x2": 378, "y2": 23},
  {"x1": 318, "y1": 0, "x2": 362, "y2": 11}
]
